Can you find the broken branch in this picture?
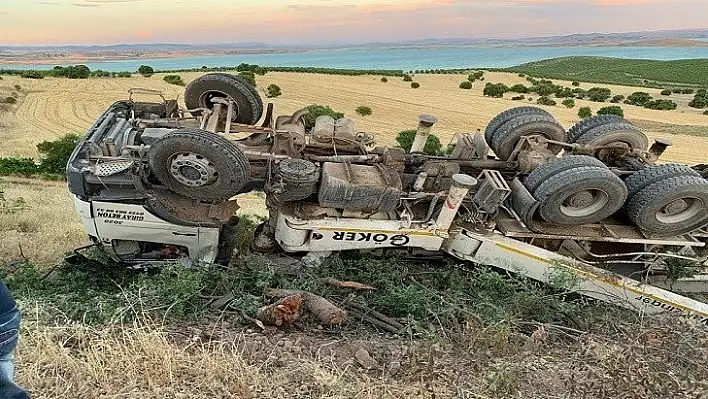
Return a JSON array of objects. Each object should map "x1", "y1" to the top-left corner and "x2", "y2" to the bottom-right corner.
[{"x1": 264, "y1": 288, "x2": 346, "y2": 326}]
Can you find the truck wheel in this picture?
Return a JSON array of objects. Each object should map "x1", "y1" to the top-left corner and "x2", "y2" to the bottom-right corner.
[
  {"x1": 626, "y1": 176, "x2": 708, "y2": 236},
  {"x1": 209, "y1": 73, "x2": 263, "y2": 124},
  {"x1": 484, "y1": 106, "x2": 551, "y2": 145},
  {"x1": 534, "y1": 166, "x2": 628, "y2": 226},
  {"x1": 148, "y1": 128, "x2": 250, "y2": 201},
  {"x1": 490, "y1": 114, "x2": 566, "y2": 160},
  {"x1": 573, "y1": 122, "x2": 648, "y2": 165},
  {"x1": 567, "y1": 114, "x2": 625, "y2": 143},
  {"x1": 524, "y1": 155, "x2": 605, "y2": 193},
  {"x1": 624, "y1": 164, "x2": 701, "y2": 199},
  {"x1": 184, "y1": 73, "x2": 263, "y2": 125}
]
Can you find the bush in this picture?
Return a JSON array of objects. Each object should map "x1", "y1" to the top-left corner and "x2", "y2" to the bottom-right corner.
[
  {"x1": 587, "y1": 87, "x2": 612, "y2": 102},
  {"x1": 597, "y1": 106, "x2": 624, "y2": 117},
  {"x1": 610, "y1": 95, "x2": 625, "y2": 103},
  {"x1": 661, "y1": 89, "x2": 673, "y2": 96},
  {"x1": 537, "y1": 96, "x2": 557, "y2": 106},
  {"x1": 138, "y1": 65, "x2": 154, "y2": 77},
  {"x1": 2, "y1": 97, "x2": 16, "y2": 104},
  {"x1": 14, "y1": 84, "x2": 21, "y2": 91},
  {"x1": 50, "y1": 65, "x2": 91, "y2": 79},
  {"x1": 483, "y1": 83, "x2": 508, "y2": 98},
  {"x1": 625, "y1": 91, "x2": 653, "y2": 106},
  {"x1": 36, "y1": 133, "x2": 83, "y2": 175},
  {"x1": 681, "y1": 88, "x2": 694, "y2": 94},
  {"x1": 704, "y1": 110, "x2": 708, "y2": 115},
  {"x1": 411, "y1": 82, "x2": 420, "y2": 89},
  {"x1": 116, "y1": 72, "x2": 132, "y2": 78},
  {"x1": 355, "y1": 105, "x2": 373, "y2": 117},
  {"x1": 509, "y1": 84, "x2": 529, "y2": 93},
  {"x1": 381, "y1": 77, "x2": 388, "y2": 83},
  {"x1": 562, "y1": 99, "x2": 576, "y2": 108},
  {"x1": 578, "y1": 107, "x2": 592, "y2": 119},
  {"x1": 163, "y1": 75, "x2": 185, "y2": 86},
  {"x1": 0, "y1": 157, "x2": 39, "y2": 177},
  {"x1": 689, "y1": 98, "x2": 708, "y2": 108},
  {"x1": 554, "y1": 87, "x2": 574, "y2": 98},
  {"x1": 672, "y1": 88, "x2": 683, "y2": 94},
  {"x1": 459, "y1": 81, "x2": 473, "y2": 90},
  {"x1": 302, "y1": 105, "x2": 344, "y2": 130},
  {"x1": 469, "y1": 71, "x2": 484, "y2": 82},
  {"x1": 572, "y1": 81, "x2": 580, "y2": 86},
  {"x1": 511, "y1": 95, "x2": 525, "y2": 101},
  {"x1": 644, "y1": 99, "x2": 677, "y2": 110},
  {"x1": 266, "y1": 84, "x2": 282, "y2": 98},
  {"x1": 238, "y1": 71, "x2": 256, "y2": 87},
  {"x1": 395, "y1": 130, "x2": 442, "y2": 155},
  {"x1": 21, "y1": 71, "x2": 43, "y2": 79},
  {"x1": 403, "y1": 74, "x2": 413, "y2": 82}
]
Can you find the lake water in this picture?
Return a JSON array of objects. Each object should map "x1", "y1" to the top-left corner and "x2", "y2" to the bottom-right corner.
[{"x1": 4, "y1": 46, "x2": 708, "y2": 72}]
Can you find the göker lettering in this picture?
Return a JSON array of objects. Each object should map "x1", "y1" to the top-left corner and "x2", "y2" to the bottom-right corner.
[{"x1": 332, "y1": 231, "x2": 410, "y2": 246}]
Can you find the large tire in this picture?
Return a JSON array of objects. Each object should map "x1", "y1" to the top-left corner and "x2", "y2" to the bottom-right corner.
[
  {"x1": 567, "y1": 114, "x2": 626, "y2": 143},
  {"x1": 534, "y1": 166, "x2": 628, "y2": 226},
  {"x1": 524, "y1": 155, "x2": 606, "y2": 194},
  {"x1": 184, "y1": 74, "x2": 263, "y2": 125},
  {"x1": 624, "y1": 164, "x2": 701, "y2": 199},
  {"x1": 573, "y1": 122, "x2": 648, "y2": 165},
  {"x1": 148, "y1": 128, "x2": 250, "y2": 201},
  {"x1": 209, "y1": 73, "x2": 263, "y2": 123},
  {"x1": 626, "y1": 176, "x2": 708, "y2": 236},
  {"x1": 490, "y1": 114, "x2": 566, "y2": 160},
  {"x1": 484, "y1": 106, "x2": 551, "y2": 145}
]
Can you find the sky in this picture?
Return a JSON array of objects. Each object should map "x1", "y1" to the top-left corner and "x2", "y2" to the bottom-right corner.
[{"x1": 0, "y1": 0, "x2": 706, "y2": 46}]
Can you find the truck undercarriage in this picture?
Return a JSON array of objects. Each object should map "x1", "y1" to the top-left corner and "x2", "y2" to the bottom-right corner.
[{"x1": 67, "y1": 73, "x2": 708, "y2": 327}]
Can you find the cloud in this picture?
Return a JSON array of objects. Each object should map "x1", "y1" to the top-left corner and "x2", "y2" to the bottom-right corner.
[{"x1": 71, "y1": 3, "x2": 99, "y2": 7}]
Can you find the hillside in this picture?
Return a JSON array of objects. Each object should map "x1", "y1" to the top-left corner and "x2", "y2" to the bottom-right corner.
[{"x1": 506, "y1": 57, "x2": 708, "y2": 87}]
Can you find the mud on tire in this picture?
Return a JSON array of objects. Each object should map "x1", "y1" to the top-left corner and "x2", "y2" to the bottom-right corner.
[
  {"x1": 184, "y1": 73, "x2": 263, "y2": 125},
  {"x1": 148, "y1": 128, "x2": 250, "y2": 201},
  {"x1": 625, "y1": 176, "x2": 708, "y2": 236},
  {"x1": 533, "y1": 165, "x2": 628, "y2": 226}
]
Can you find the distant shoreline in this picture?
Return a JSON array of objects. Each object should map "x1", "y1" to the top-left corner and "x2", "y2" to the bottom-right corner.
[{"x1": 2, "y1": 38, "x2": 708, "y2": 65}]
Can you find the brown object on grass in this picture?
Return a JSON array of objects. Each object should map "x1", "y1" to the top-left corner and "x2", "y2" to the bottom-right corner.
[{"x1": 264, "y1": 288, "x2": 347, "y2": 326}]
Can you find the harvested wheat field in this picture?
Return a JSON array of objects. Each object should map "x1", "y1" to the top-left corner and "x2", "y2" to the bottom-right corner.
[{"x1": 0, "y1": 71, "x2": 706, "y2": 163}]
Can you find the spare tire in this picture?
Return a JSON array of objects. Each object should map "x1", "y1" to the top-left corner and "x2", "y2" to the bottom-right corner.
[
  {"x1": 184, "y1": 73, "x2": 263, "y2": 125},
  {"x1": 484, "y1": 106, "x2": 551, "y2": 146},
  {"x1": 490, "y1": 114, "x2": 566, "y2": 160},
  {"x1": 148, "y1": 128, "x2": 250, "y2": 201},
  {"x1": 624, "y1": 164, "x2": 701, "y2": 199},
  {"x1": 625, "y1": 176, "x2": 708, "y2": 236},
  {"x1": 567, "y1": 114, "x2": 626, "y2": 143},
  {"x1": 524, "y1": 155, "x2": 606, "y2": 194},
  {"x1": 533, "y1": 166, "x2": 628, "y2": 226}
]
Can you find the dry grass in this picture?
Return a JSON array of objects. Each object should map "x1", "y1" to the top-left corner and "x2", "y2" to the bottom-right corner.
[
  {"x1": 0, "y1": 71, "x2": 706, "y2": 162},
  {"x1": 0, "y1": 177, "x2": 85, "y2": 265}
]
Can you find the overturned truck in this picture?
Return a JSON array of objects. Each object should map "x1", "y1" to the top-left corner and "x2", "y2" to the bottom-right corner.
[{"x1": 67, "y1": 73, "x2": 708, "y2": 326}]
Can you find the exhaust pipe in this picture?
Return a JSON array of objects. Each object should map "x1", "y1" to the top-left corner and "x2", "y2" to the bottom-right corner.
[{"x1": 410, "y1": 114, "x2": 438, "y2": 153}]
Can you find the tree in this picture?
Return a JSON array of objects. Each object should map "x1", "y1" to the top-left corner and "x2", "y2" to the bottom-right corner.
[
  {"x1": 483, "y1": 83, "x2": 508, "y2": 98},
  {"x1": 661, "y1": 89, "x2": 673, "y2": 96},
  {"x1": 587, "y1": 87, "x2": 612, "y2": 102},
  {"x1": 395, "y1": 129, "x2": 442, "y2": 155},
  {"x1": 459, "y1": 81, "x2": 473, "y2": 90},
  {"x1": 562, "y1": 99, "x2": 576, "y2": 108},
  {"x1": 381, "y1": 77, "x2": 388, "y2": 83},
  {"x1": 302, "y1": 105, "x2": 344, "y2": 130},
  {"x1": 509, "y1": 84, "x2": 529, "y2": 93},
  {"x1": 625, "y1": 92, "x2": 653, "y2": 106},
  {"x1": 537, "y1": 96, "x2": 557, "y2": 106},
  {"x1": 138, "y1": 65, "x2": 154, "y2": 77},
  {"x1": 578, "y1": 107, "x2": 592, "y2": 119},
  {"x1": 266, "y1": 84, "x2": 282, "y2": 98},
  {"x1": 163, "y1": 75, "x2": 185, "y2": 86},
  {"x1": 689, "y1": 97, "x2": 707, "y2": 108},
  {"x1": 610, "y1": 95, "x2": 625, "y2": 103},
  {"x1": 681, "y1": 88, "x2": 694, "y2": 94},
  {"x1": 597, "y1": 106, "x2": 624, "y2": 117},
  {"x1": 355, "y1": 105, "x2": 373, "y2": 116},
  {"x1": 21, "y1": 71, "x2": 43, "y2": 79},
  {"x1": 36, "y1": 133, "x2": 82, "y2": 175},
  {"x1": 572, "y1": 81, "x2": 580, "y2": 87},
  {"x1": 403, "y1": 74, "x2": 413, "y2": 82},
  {"x1": 644, "y1": 99, "x2": 677, "y2": 110},
  {"x1": 554, "y1": 87, "x2": 574, "y2": 98},
  {"x1": 411, "y1": 82, "x2": 420, "y2": 89}
]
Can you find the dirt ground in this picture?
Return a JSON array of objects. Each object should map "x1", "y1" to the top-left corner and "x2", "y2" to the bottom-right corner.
[{"x1": 0, "y1": 71, "x2": 705, "y2": 163}]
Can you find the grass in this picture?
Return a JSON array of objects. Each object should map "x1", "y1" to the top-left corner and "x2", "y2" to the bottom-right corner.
[{"x1": 505, "y1": 57, "x2": 708, "y2": 88}]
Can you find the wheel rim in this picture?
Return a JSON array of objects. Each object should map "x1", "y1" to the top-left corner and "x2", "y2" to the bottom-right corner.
[
  {"x1": 655, "y1": 197, "x2": 704, "y2": 224},
  {"x1": 169, "y1": 152, "x2": 218, "y2": 187},
  {"x1": 560, "y1": 189, "x2": 610, "y2": 218},
  {"x1": 198, "y1": 90, "x2": 240, "y2": 116}
]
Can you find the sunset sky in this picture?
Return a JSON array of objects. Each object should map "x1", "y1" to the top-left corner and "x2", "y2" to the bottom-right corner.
[{"x1": 0, "y1": 0, "x2": 706, "y2": 46}]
